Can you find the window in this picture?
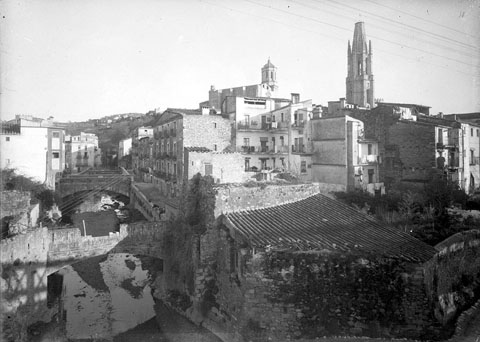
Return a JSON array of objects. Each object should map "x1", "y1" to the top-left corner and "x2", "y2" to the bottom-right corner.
[
  {"x1": 213, "y1": 122, "x2": 217, "y2": 128},
  {"x1": 471, "y1": 128, "x2": 474, "y2": 136},
  {"x1": 53, "y1": 152, "x2": 60, "y2": 158},
  {"x1": 280, "y1": 136, "x2": 284, "y2": 146},
  {"x1": 5, "y1": 137, "x2": 10, "y2": 141},
  {"x1": 438, "y1": 129, "x2": 443, "y2": 144},
  {"x1": 205, "y1": 163, "x2": 213, "y2": 176},
  {"x1": 173, "y1": 163, "x2": 177, "y2": 176},
  {"x1": 243, "y1": 138, "x2": 250, "y2": 146},
  {"x1": 477, "y1": 129, "x2": 479, "y2": 137},
  {"x1": 368, "y1": 169, "x2": 374, "y2": 184},
  {"x1": 244, "y1": 158, "x2": 250, "y2": 171},
  {"x1": 281, "y1": 113, "x2": 284, "y2": 122},
  {"x1": 52, "y1": 131, "x2": 60, "y2": 138},
  {"x1": 214, "y1": 144, "x2": 217, "y2": 151},
  {"x1": 368, "y1": 144, "x2": 373, "y2": 155},
  {"x1": 301, "y1": 161, "x2": 307, "y2": 173}
]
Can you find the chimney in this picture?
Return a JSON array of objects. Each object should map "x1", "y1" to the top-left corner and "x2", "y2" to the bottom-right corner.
[
  {"x1": 312, "y1": 105, "x2": 322, "y2": 119},
  {"x1": 291, "y1": 93, "x2": 300, "y2": 104}
]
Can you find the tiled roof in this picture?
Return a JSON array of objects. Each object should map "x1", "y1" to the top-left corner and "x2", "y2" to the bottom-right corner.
[
  {"x1": 224, "y1": 194, "x2": 436, "y2": 262},
  {"x1": 185, "y1": 146, "x2": 212, "y2": 152}
]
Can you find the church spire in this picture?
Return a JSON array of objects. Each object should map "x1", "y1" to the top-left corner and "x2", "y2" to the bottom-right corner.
[{"x1": 346, "y1": 22, "x2": 375, "y2": 108}]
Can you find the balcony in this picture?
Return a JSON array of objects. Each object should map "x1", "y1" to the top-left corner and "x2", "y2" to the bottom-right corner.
[
  {"x1": 240, "y1": 145, "x2": 288, "y2": 154},
  {"x1": 237, "y1": 122, "x2": 262, "y2": 131},
  {"x1": 358, "y1": 154, "x2": 378, "y2": 165},
  {"x1": 292, "y1": 145, "x2": 306, "y2": 153},
  {"x1": 292, "y1": 121, "x2": 305, "y2": 129}
]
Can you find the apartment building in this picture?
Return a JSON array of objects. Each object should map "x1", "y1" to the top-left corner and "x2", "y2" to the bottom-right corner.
[
  {"x1": 310, "y1": 115, "x2": 384, "y2": 194},
  {"x1": 65, "y1": 132, "x2": 101, "y2": 173},
  {"x1": 0, "y1": 115, "x2": 65, "y2": 189},
  {"x1": 200, "y1": 60, "x2": 314, "y2": 181}
]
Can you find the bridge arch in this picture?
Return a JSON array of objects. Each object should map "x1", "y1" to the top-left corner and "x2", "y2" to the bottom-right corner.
[{"x1": 56, "y1": 172, "x2": 132, "y2": 200}]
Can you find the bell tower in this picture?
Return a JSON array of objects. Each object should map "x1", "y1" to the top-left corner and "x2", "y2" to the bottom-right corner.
[
  {"x1": 346, "y1": 22, "x2": 374, "y2": 108},
  {"x1": 261, "y1": 58, "x2": 278, "y2": 92}
]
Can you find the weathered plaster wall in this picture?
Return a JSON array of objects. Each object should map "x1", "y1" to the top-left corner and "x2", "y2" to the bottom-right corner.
[
  {"x1": 185, "y1": 151, "x2": 248, "y2": 184},
  {"x1": 1, "y1": 228, "x2": 51, "y2": 341}
]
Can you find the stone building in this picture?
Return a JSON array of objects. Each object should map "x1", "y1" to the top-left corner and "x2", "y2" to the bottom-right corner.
[
  {"x1": 347, "y1": 103, "x2": 463, "y2": 189},
  {"x1": 132, "y1": 108, "x2": 233, "y2": 199},
  {"x1": 310, "y1": 115, "x2": 384, "y2": 194},
  {"x1": 64, "y1": 132, "x2": 101, "y2": 173},
  {"x1": 131, "y1": 126, "x2": 154, "y2": 179},
  {"x1": 197, "y1": 193, "x2": 436, "y2": 341},
  {"x1": 0, "y1": 115, "x2": 65, "y2": 189},
  {"x1": 346, "y1": 22, "x2": 375, "y2": 109}
]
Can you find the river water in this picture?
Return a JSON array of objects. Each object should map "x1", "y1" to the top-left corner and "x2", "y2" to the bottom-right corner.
[{"x1": 58, "y1": 253, "x2": 158, "y2": 340}]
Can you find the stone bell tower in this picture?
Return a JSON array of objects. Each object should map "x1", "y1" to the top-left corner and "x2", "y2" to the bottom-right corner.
[
  {"x1": 261, "y1": 58, "x2": 278, "y2": 93},
  {"x1": 346, "y1": 22, "x2": 375, "y2": 108}
]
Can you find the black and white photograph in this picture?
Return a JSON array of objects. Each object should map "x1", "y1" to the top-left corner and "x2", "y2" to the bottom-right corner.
[{"x1": 1, "y1": 0, "x2": 480, "y2": 341}]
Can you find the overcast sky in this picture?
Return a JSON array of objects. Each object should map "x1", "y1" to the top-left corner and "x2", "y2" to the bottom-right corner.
[{"x1": 1, "y1": 0, "x2": 479, "y2": 122}]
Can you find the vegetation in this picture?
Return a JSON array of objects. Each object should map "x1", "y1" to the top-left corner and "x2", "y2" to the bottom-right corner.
[
  {"x1": 334, "y1": 177, "x2": 479, "y2": 246},
  {"x1": 1, "y1": 168, "x2": 58, "y2": 211}
]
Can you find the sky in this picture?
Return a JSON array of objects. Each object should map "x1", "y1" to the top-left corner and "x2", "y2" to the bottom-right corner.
[{"x1": 0, "y1": 0, "x2": 479, "y2": 122}]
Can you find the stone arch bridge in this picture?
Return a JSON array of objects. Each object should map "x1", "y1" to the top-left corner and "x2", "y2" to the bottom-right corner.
[{"x1": 56, "y1": 169, "x2": 133, "y2": 200}]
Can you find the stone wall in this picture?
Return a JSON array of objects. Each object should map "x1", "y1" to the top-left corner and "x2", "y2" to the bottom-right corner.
[
  {"x1": 213, "y1": 183, "x2": 344, "y2": 217},
  {"x1": 195, "y1": 222, "x2": 442, "y2": 341},
  {"x1": 387, "y1": 120, "x2": 436, "y2": 182},
  {"x1": 0, "y1": 191, "x2": 40, "y2": 236},
  {"x1": 183, "y1": 115, "x2": 232, "y2": 152},
  {"x1": 424, "y1": 230, "x2": 480, "y2": 333},
  {"x1": 1, "y1": 191, "x2": 31, "y2": 217},
  {"x1": 48, "y1": 221, "x2": 167, "y2": 267},
  {"x1": 1, "y1": 228, "x2": 51, "y2": 341}
]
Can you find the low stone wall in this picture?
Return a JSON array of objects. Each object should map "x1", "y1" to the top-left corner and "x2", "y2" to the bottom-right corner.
[
  {"x1": 214, "y1": 183, "x2": 343, "y2": 217},
  {"x1": 424, "y1": 230, "x2": 480, "y2": 333},
  {"x1": 47, "y1": 228, "x2": 127, "y2": 266}
]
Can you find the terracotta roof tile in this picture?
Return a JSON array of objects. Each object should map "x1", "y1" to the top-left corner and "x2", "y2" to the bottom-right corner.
[{"x1": 225, "y1": 194, "x2": 436, "y2": 262}]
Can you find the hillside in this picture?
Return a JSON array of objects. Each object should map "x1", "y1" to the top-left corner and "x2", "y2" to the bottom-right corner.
[{"x1": 63, "y1": 112, "x2": 160, "y2": 166}]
